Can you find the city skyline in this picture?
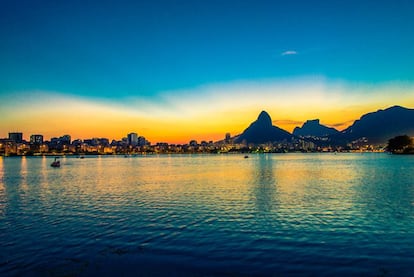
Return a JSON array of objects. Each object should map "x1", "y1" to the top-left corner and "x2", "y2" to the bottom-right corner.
[{"x1": 1, "y1": 1, "x2": 414, "y2": 144}]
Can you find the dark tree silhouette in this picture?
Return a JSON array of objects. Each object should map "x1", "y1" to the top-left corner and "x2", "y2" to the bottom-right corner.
[{"x1": 387, "y1": 135, "x2": 413, "y2": 153}]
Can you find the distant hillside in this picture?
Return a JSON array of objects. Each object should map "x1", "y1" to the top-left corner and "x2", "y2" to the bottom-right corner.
[
  {"x1": 293, "y1": 119, "x2": 339, "y2": 137},
  {"x1": 339, "y1": 106, "x2": 414, "y2": 144},
  {"x1": 229, "y1": 106, "x2": 414, "y2": 146},
  {"x1": 234, "y1": 111, "x2": 292, "y2": 144}
]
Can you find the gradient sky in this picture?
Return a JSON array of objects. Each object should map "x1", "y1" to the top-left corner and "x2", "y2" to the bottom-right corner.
[{"x1": 1, "y1": 0, "x2": 414, "y2": 143}]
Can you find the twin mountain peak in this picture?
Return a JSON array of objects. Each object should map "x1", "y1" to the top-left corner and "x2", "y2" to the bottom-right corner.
[{"x1": 233, "y1": 106, "x2": 414, "y2": 144}]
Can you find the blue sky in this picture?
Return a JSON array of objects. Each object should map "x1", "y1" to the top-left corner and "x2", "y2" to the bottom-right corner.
[{"x1": 1, "y1": 0, "x2": 414, "y2": 142}]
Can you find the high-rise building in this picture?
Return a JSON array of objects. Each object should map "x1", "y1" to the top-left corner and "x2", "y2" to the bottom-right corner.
[
  {"x1": 127, "y1": 132, "x2": 138, "y2": 146},
  {"x1": 30, "y1": 134, "x2": 43, "y2": 145},
  {"x1": 59, "y1": 135, "x2": 71, "y2": 145},
  {"x1": 9, "y1": 132, "x2": 23, "y2": 143},
  {"x1": 137, "y1": 136, "x2": 149, "y2": 146}
]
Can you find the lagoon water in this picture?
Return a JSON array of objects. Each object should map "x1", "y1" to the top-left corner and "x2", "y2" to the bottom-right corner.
[{"x1": 1, "y1": 153, "x2": 414, "y2": 276}]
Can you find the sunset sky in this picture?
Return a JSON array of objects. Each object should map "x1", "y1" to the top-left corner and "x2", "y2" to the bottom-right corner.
[{"x1": 1, "y1": 0, "x2": 414, "y2": 143}]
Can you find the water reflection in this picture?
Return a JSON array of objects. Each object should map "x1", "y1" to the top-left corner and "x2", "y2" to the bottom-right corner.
[
  {"x1": 1, "y1": 154, "x2": 414, "y2": 276},
  {"x1": 20, "y1": 156, "x2": 28, "y2": 192},
  {"x1": 251, "y1": 154, "x2": 277, "y2": 213},
  {"x1": 0, "y1": 156, "x2": 4, "y2": 217},
  {"x1": 352, "y1": 155, "x2": 414, "y2": 230},
  {"x1": 248, "y1": 154, "x2": 363, "y2": 233},
  {"x1": 0, "y1": 156, "x2": 3, "y2": 176},
  {"x1": 40, "y1": 156, "x2": 48, "y2": 190}
]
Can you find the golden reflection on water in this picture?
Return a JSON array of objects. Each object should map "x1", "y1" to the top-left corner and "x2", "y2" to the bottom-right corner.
[
  {"x1": 58, "y1": 154, "x2": 363, "y2": 218},
  {"x1": 240, "y1": 153, "x2": 366, "y2": 224},
  {"x1": 0, "y1": 156, "x2": 4, "y2": 216},
  {"x1": 6, "y1": 153, "x2": 412, "y2": 227},
  {"x1": 0, "y1": 155, "x2": 3, "y2": 181},
  {"x1": 20, "y1": 156, "x2": 29, "y2": 192},
  {"x1": 250, "y1": 155, "x2": 276, "y2": 213},
  {"x1": 40, "y1": 156, "x2": 48, "y2": 189}
]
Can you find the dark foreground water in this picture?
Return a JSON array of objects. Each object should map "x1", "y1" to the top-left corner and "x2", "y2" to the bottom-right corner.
[{"x1": 1, "y1": 153, "x2": 414, "y2": 276}]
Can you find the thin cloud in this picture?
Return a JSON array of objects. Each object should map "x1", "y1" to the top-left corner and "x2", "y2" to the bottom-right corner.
[
  {"x1": 281, "y1": 50, "x2": 297, "y2": 56},
  {"x1": 327, "y1": 120, "x2": 356, "y2": 131},
  {"x1": 273, "y1": 119, "x2": 303, "y2": 126}
]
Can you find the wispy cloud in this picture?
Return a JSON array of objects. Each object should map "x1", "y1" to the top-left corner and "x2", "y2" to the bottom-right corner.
[
  {"x1": 327, "y1": 120, "x2": 357, "y2": 131},
  {"x1": 281, "y1": 50, "x2": 298, "y2": 56},
  {"x1": 273, "y1": 119, "x2": 303, "y2": 126},
  {"x1": 329, "y1": 120, "x2": 355, "y2": 128}
]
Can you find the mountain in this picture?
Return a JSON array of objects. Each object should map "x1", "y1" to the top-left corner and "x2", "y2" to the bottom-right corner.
[
  {"x1": 234, "y1": 111, "x2": 292, "y2": 144},
  {"x1": 339, "y1": 105, "x2": 414, "y2": 144},
  {"x1": 293, "y1": 119, "x2": 339, "y2": 137}
]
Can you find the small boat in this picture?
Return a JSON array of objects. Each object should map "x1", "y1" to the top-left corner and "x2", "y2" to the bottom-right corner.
[
  {"x1": 244, "y1": 155, "x2": 249, "y2": 159},
  {"x1": 51, "y1": 157, "x2": 60, "y2": 167}
]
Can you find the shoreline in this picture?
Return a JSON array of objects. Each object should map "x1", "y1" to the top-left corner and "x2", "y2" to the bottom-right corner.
[{"x1": 0, "y1": 150, "x2": 389, "y2": 157}]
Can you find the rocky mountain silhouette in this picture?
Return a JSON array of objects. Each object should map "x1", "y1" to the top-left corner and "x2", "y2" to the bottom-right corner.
[
  {"x1": 338, "y1": 105, "x2": 414, "y2": 143},
  {"x1": 234, "y1": 111, "x2": 292, "y2": 144},
  {"x1": 293, "y1": 119, "x2": 339, "y2": 137}
]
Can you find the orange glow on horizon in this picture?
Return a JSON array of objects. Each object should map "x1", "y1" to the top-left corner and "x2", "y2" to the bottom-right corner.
[
  {"x1": 1, "y1": 81, "x2": 414, "y2": 144},
  {"x1": 1, "y1": 102, "x2": 414, "y2": 144},
  {"x1": 0, "y1": 103, "x2": 404, "y2": 144}
]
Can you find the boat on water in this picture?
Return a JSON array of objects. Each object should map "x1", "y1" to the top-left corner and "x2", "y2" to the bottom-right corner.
[
  {"x1": 51, "y1": 157, "x2": 60, "y2": 167},
  {"x1": 244, "y1": 155, "x2": 249, "y2": 159}
]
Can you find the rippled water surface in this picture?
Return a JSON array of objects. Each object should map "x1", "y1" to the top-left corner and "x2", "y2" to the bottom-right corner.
[{"x1": 1, "y1": 153, "x2": 414, "y2": 276}]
